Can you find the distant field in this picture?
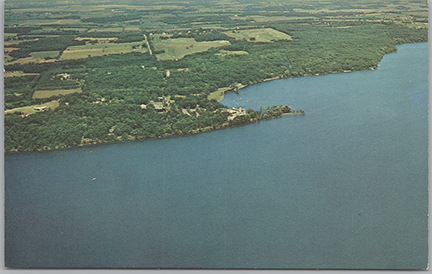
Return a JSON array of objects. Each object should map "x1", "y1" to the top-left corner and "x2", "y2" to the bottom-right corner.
[
  {"x1": 31, "y1": 51, "x2": 60, "y2": 59},
  {"x1": 224, "y1": 28, "x2": 292, "y2": 42},
  {"x1": 59, "y1": 41, "x2": 147, "y2": 60},
  {"x1": 231, "y1": 15, "x2": 317, "y2": 22},
  {"x1": 5, "y1": 53, "x2": 58, "y2": 65},
  {"x1": 4, "y1": 71, "x2": 39, "y2": 78},
  {"x1": 153, "y1": 36, "x2": 230, "y2": 61},
  {"x1": 89, "y1": 27, "x2": 123, "y2": 32},
  {"x1": 33, "y1": 88, "x2": 82, "y2": 99},
  {"x1": 124, "y1": 26, "x2": 141, "y2": 31},
  {"x1": 75, "y1": 37, "x2": 119, "y2": 44},
  {"x1": 4, "y1": 100, "x2": 60, "y2": 115},
  {"x1": 4, "y1": 33, "x2": 17, "y2": 38},
  {"x1": 215, "y1": 49, "x2": 249, "y2": 56}
]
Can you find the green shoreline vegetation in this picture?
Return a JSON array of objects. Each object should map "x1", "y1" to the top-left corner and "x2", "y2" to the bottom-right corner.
[{"x1": 4, "y1": 0, "x2": 428, "y2": 152}]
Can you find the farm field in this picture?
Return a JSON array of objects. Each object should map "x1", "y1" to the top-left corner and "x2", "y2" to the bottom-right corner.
[
  {"x1": 5, "y1": 54, "x2": 58, "y2": 65},
  {"x1": 30, "y1": 51, "x2": 60, "y2": 59},
  {"x1": 152, "y1": 36, "x2": 230, "y2": 61},
  {"x1": 224, "y1": 28, "x2": 292, "y2": 42},
  {"x1": 4, "y1": 71, "x2": 39, "y2": 78},
  {"x1": 33, "y1": 88, "x2": 82, "y2": 99},
  {"x1": 59, "y1": 41, "x2": 147, "y2": 60},
  {"x1": 215, "y1": 49, "x2": 249, "y2": 57}
]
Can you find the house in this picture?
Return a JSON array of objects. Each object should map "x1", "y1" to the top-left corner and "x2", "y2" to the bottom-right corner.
[
  {"x1": 56, "y1": 73, "x2": 70, "y2": 80},
  {"x1": 221, "y1": 107, "x2": 246, "y2": 121},
  {"x1": 34, "y1": 106, "x2": 48, "y2": 111},
  {"x1": 153, "y1": 102, "x2": 164, "y2": 111}
]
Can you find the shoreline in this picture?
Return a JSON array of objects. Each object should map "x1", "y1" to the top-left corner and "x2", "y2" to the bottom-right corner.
[
  {"x1": 5, "y1": 105, "x2": 305, "y2": 153},
  {"x1": 212, "y1": 67, "x2": 382, "y2": 103}
]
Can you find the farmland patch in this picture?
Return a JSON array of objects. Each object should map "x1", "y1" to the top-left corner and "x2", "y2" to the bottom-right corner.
[
  {"x1": 59, "y1": 41, "x2": 147, "y2": 60},
  {"x1": 224, "y1": 28, "x2": 292, "y2": 42},
  {"x1": 33, "y1": 88, "x2": 82, "y2": 99},
  {"x1": 152, "y1": 36, "x2": 230, "y2": 61}
]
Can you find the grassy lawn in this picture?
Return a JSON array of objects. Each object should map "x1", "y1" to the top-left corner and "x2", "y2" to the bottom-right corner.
[
  {"x1": 207, "y1": 87, "x2": 231, "y2": 101},
  {"x1": 5, "y1": 100, "x2": 60, "y2": 115},
  {"x1": 153, "y1": 36, "x2": 230, "y2": 61},
  {"x1": 59, "y1": 41, "x2": 147, "y2": 60},
  {"x1": 33, "y1": 88, "x2": 82, "y2": 99},
  {"x1": 224, "y1": 28, "x2": 292, "y2": 42}
]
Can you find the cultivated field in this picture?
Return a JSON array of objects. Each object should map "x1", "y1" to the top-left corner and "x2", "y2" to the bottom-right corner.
[
  {"x1": 215, "y1": 49, "x2": 249, "y2": 56},
  {"x1": 30, "y1": 51, "x2": 60, "y2": 59},
  {"x1": 152, "y1": 36, "x2": 230, "y2": 61},
  {"x1": 5, "y1": 54, "x2": 58, "y2": 65},
  {"x1": 59, "y1": 41, "x2": 147, "y2": 60},
  {"x1": 224, "y1": 28, "x2": 293, "y2": 42},
  {"x1": 4, "y1": 71, "x2": 39, "y2": 78},
  {"x1": 33, "y1": 88, "x2": 82, "y2": 99}
]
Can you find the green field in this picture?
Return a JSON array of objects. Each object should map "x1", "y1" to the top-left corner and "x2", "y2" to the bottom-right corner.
[
  {"x1": 153, "y1": 36, "x2": 230, "y2": 61},
  {"x1": 31, "y1": 51, "x2": 60, "y2": 59},
  {"x1": 224, "y1": 28, "x2": 292, "y2": 42},
  {"x1": 59, "y1": 41, "x2": 147, "y2": 60},
  {"x1": 33, "y1": 88, "x2": 82, "y2": 99},
  {"x1": 88, "y1": 27, "x2": 123, "y2": 32},
  {"x1": 215, "y1": 49, "x2": 249, "y2": 57},
  {"x1": 4, "y1": 71, "x2": 40, "y2": 78},
  {"x1": 4, "y1": 100, "x2": 60, "y2": 115},
  {"x1": 207, "y1": 87, "x2": 232, "y2": 101}
]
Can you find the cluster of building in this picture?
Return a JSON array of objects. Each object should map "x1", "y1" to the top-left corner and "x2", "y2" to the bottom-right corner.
[{"x1": 219, "y1": 107, "x2": 246, "y2": 121}]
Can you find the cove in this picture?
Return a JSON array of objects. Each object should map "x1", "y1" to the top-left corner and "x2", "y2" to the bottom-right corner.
[{"x1": 5, "y1": 43, "x2": 428, "y2": 269}]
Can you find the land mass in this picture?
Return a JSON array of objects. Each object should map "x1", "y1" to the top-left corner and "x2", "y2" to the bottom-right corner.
[{"x1": 4, "y1": 0, "x2": 428, "y2": 152}]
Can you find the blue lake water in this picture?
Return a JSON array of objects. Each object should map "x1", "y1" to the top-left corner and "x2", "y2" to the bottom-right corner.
[{"x1": 5, "y1": 43, "x2": 428, "y2": 269}]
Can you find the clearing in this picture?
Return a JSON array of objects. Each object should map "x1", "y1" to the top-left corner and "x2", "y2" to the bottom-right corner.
[
  {"x1": 4, "y1": 71, "x2": 39, "y2": 78},
  {"x1": 59, "y1": 41, "x2": 147, "y2": 60},
  {"x1": 33, "y1": 88, "x2": 82, "y2": 99},
  {"x1": 215, "y1": 49, "x2": 249, "y2": 56},
  {"x1": 152, "y1": 36, "x2": 230, "y2": 61},
  {"x1": 224, "y1": 28, "x2": 292, "y2": 42},
  {"x1": 5, "y1": 100, "x2": 60, "y2": 115}
]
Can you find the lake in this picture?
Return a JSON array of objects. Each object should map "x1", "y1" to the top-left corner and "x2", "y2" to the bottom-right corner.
[{"x1": 5, "y1": 43, "x2": 428, "y2": 269}]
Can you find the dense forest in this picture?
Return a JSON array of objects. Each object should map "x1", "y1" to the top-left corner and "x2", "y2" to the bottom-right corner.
[{"x1": 4, "y1": 0, "x2": 428, "y2": 151}]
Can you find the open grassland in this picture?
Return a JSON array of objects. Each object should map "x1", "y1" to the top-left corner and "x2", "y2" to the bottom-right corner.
[
  {"x1": 224, "y1": 28, "x2": 292, "y2": 42},
  {"x1": 75, "y1": 37, "x2": 118, "y2": 43},
  {"x1": 5, "y1": 54, "x2": 58, "y2": 66},
  {"x1": 33, "y1": 88, "x2": 82, "y2": 99},
  {"x1": 59, "y1": 41, "x2": 147, "y2": 60},
  {"x1": 88, "y1": 27, "x2": 123, "y2": 32},
  {"x1": 4, "y1": 71, "x2": 40, "y2": 78},
  {"x1": 152, "y1": 36, "x2": 230, "y2": 61},
  {"x1": 231, "y1": 15, "x2": 317, "y2": 22},
  {"x1": 4, "y1": 100, "x2": 60, "y2": 115},
  {"x1": 30, "y1": 51, "x2": 60, "y2": 59},
  {"x1": 123, "y1": 26, "x2": 141, "y2": 31},
  {"x1": 215, "y1": 49, "x2": 249, "y2": 56},
  {"x1": 207, "y1": 87, "x2": 232, "y2": 101}
]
